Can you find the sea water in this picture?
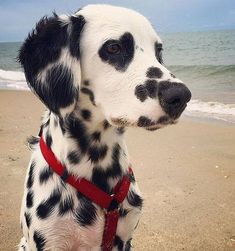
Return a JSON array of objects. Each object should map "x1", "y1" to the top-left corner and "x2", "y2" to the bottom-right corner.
[{"x1": 0, "y1": 30, "x2": 235, "y2": 123}]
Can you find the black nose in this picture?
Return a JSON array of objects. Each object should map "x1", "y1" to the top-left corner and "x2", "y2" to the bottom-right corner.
[{"x1": 158, "y1": 81, "x2": 191, "y2": 118}]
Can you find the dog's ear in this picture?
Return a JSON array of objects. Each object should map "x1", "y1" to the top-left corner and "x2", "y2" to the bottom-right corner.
[{"x1": 18, "y1": 14, "x2": 85, "y2": 114}]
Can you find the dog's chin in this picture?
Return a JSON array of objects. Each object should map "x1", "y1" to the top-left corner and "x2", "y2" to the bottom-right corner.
[{"x1": 144, "y1": 119, "x2": 178, "y2": 131}]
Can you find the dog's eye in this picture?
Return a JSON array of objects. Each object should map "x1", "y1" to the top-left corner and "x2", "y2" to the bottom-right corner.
[{"x1": 106, "y1": 43, "x2": 121, "y2": 54}]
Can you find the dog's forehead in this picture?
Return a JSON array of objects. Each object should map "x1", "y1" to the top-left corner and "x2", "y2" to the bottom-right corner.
[{"x1": 78, "y1": 4, "x2": 162, "y2": 44}]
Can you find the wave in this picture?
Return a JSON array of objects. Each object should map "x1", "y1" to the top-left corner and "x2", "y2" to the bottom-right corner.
[
  {"x1": 0, "y1": 69, "x2": 28, "y2": 90},
  {"x1": 168, "y1": 65, "x2": 235, "y2": 77},
  {"x1": 0, "y1": 68, "x2": 234, "y2": 123},
  {"x1": 185, "y1": 99, "x2": 235, "y2": 123}
]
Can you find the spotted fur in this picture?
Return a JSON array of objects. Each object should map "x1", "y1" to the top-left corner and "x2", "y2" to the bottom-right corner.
[{"x1": 18, "y1": 4, "x2": 191, "y2": 251}]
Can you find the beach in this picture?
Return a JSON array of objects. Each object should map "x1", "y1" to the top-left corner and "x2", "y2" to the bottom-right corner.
[{"x1": 0, "y1": 90, "x2": 234, "y2": 251}]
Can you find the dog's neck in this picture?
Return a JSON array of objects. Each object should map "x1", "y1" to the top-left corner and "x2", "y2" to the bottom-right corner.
[{"x1": 40, "y1": 91, "x2": 129, "y2": 193}]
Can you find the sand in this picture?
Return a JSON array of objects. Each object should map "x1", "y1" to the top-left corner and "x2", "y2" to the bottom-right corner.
[{"x1": 0, "y1": 90, "x2": 234, "y2": 251}]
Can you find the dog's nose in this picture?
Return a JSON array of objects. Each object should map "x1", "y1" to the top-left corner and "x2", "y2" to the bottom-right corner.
[{"x1": 158, "y1": 81, "x2": 191, "y2": 118}]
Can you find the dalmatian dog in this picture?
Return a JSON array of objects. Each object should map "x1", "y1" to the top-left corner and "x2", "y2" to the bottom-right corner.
[{"x1": 18, "y1": 4, "x2": 191, "y2": 251}]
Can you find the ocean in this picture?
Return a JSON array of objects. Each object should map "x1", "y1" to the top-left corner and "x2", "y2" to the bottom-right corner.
[{"x1": 0, "y1": 30, "x2": 235, "y2": 123}]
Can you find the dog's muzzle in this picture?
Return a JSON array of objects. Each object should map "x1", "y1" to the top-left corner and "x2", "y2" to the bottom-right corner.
[{"x1": 158, "y1": 81, "x2": 191, "y2": 119}]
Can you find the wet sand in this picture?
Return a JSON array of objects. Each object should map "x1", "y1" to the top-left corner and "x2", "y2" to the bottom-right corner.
[{"x1": 0, "y1": 90, "x2": 234, "y2": 251}]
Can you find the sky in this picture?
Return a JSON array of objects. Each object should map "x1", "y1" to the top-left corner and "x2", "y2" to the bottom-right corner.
[{"x1": 0, "y1": 0, "x2": 235, "y2": 42}]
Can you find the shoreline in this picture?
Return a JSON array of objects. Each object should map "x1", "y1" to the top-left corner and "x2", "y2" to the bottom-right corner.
[
  {"x1": 1, "y1": 88, "x2": 235, "y2": 126},
  {"x1": 0, "y1": 90, "x2": 235, "y2": 251}
]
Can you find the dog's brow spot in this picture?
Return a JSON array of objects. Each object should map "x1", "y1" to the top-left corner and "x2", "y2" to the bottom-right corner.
[
  {"x1": 146, "y1": 67, "x2": 163, "y2": 79},
  {"x1": 135, "y1": 85, "x2": 148, "y2": 102},
  {"x1": 145, "y1": 79, "x2": 158, "y2": 98},
  {"x1": 98, "y1": 32, "x2": 135, "y2": 72},
  {"x1": 33, "y1": 231, "x2": 46, "y2": 251}
]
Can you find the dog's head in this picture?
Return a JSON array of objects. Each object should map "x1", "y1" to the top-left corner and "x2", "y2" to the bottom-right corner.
[{"x1": 19, "y1": 4, "x2": 191, "y2": 130}]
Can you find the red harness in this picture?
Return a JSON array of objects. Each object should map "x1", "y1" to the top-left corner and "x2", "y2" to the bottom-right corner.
[{"x1": 39, "y1": 137, "x2": 133, "y2": 251}]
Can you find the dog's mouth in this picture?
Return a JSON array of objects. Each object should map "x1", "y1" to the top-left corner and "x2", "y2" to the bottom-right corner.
[
  {"x1": 138, "y1": 115, "x2": 178, "y2": 131},
  {"x1": 110, "y1": 115, "x2": 177, "y2": 131}
]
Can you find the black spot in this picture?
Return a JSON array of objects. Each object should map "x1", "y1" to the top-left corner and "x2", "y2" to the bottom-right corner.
[
  {"x1": 114, "y1": 235, "x2": 124, "y2": 251},
  {"x1": 157, "y1": 115, "x2": 170, "y2": 124},
  {"x1": 106, "y1": 144, "x2": 122, "y2": 178},
  {"x1": 27, "y1": 161, "x2": 35, "y2": 189},
  {"x1": 145, "y1": 79, "x2": 158, "y2": 98},
  {"x1": 33, "y1": 231, "x2": 46, "y2": 251},
  {"x1": 36, "y1": 189, "x2": 61, "y2": 219},
  {"x1": 125, "y1": 238, "x2": 132, "y2": 251},
  {"x1": 99, "y1": 32, "x2": 135, "y2": 71},
  {"x1": 119, "y1": 207, "x2": 129, "y2": 217},
  {"x1": 155, "y1": 42, "x2": 163, "y2": 64},
  {"x1": 21, "y1": 244, "x2": 26, "y2": 251},
  {"x1": 127, "y1": 191, "x2": 143, "y2": 209},
  {"x1": 66, "y1": 115, "x2": 90, "y2": 154},
  {"x1": 103, "y1": 120, "x2": 111, "y2": 130},
  {"x1": 91, "y1": 131, "x2": 101, "y2": 142},
  {"x1": 146, "y1": 66, "x2": 163, "y2": 79},
  {"x1": 27, "y1": 136, "x2": 39, "y2": 148},
  {"x1": 170, "y1": 73, "x2": 176, "y2": 78},
  {"x1": 26, "y1": 190, "x2": 34, "y2": 208},
  {"x1": 67, "y1": 150, "x2": 81, "y2": 164},
  {"x1": 39, "y1": 166, "x2": 53, "y2": 184},
  {"x1": 92, "y1": 167, "x2": 110, "y2": 193},
  {"x1": 18, "y1": 15, "x2": 68, "y2": 84},
  {"x1": 58, "y1": 196, "x2": 74, "y2": 215},
  {"x1": 135, "y1": 85, "x2": 148, "y2": 102},
  {"x1": 24, "y1": 212, "x2": 32, "y2": 228},
  {"x1": 45, "y1": 133, "x2": 52, "y2": 148},
  {"x1": 69, "y1": 15, "x2": 86, "y2": 59},
  {"x1": 88, "y1": 144, "x2": 108, "y2": 162},
  {"x1": 37, "y1": 64, "x2": 78, "y2": 113},
  {"x1": 53, "y1": 117, "x2": 58, "y2": 127},
  {"x1": 116, "y1": 127, "x2": 125, "y2": 134},
  {"x1": 137, "y1": 116, "x2": 153, "y2": 127},
  {"x1": 80, "y1": 109, "x2": 92, "y2": 121},
  {"x1": 81, "y1": 87, "x2": 95, "y2": 105},
  {"x1": 83, "y1": 80, "x2": 90, "y2": 86},
  {"x1": 59, "y1": 117, "x2": 66, "y2": 134},
  {"x1": 74, "y1": 198, "x2": 97, "y2": 226}
]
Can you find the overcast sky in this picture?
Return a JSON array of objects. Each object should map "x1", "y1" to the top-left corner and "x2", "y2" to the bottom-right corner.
[{"x1": 0, "y1": 0, "x2": 235, "y2": 42}]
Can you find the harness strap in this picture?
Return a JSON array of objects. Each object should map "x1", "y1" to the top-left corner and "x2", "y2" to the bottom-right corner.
[{"x1": 39, "y1": 137, "x2": 132, "y2": 251}]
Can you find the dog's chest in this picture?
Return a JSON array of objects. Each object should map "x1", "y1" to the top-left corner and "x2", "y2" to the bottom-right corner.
[{"x1": 22, "y1": 156, "x2": 142, "y2": 250}]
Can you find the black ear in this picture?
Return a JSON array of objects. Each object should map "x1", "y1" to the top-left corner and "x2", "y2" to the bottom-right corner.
[{"x1": 18, "y1": 14, "x2": 85, "y2": 114}]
